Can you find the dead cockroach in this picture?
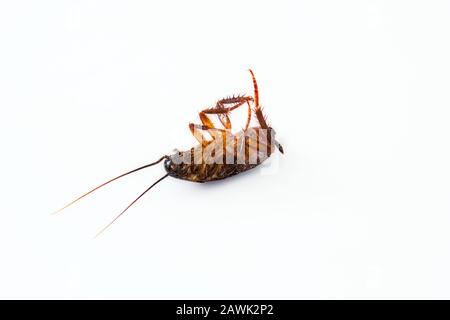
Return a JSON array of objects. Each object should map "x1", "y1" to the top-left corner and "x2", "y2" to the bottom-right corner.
[{"x1": 54, "y1": 69, "x2": 284, "y2": 236}]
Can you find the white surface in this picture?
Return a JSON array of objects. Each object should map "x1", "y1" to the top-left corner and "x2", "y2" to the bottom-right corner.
[{"x1": 1, "y1": 0, "x2": 450, "y2": 299}]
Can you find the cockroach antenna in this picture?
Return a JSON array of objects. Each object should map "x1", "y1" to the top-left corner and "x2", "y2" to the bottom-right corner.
[
  {"x1": 53, "y1": 156, "x2": 170, "y2": 237},
  {"x1": 93, "y1": 173, "x2": 169, "y2": 238},
  {"x1": 55, "y1": 69, "x2": 284, "y2": 237}
]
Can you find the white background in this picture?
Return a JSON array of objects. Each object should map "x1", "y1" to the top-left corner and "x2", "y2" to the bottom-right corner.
[{"x1": 1, "y1": 0, "x2": 450, "y2": 299}]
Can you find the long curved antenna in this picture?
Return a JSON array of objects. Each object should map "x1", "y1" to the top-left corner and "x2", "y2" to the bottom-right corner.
[
  {"x1": 52, "y1": 155, "x2": 168, "y2": 214},
  {"x1": 94, "y1": 173, "x2": 169, "y2": 238}
]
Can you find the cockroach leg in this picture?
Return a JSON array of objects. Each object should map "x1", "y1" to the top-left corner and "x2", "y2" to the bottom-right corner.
[
  {"x1": 201, "y1": 95, "x2": 253, "y2": 130},
  {"x1": 248, "y1": 70, "x2": 268, "y2": 130},
  {"x1": 190, "y1": 109, "x2": 230, "y2": 145},
  {"x1": 213, "y1": 96, "x2": 253, "y2": 129},
  {"x1": 190, "y1": 122, "x2": 229, "y2": 144},
  {"x1": 248, "y1": 69, "x2": 259, "y2": 107},
  {"x1": 244, "y1": 100, "x2": 252, "y2": 130},
  {"x1": 199, "y1": 112, "x2": 215, "y2": 128},
  {"x1": 217, "y1": 113, "x2": 232, "y2": 130},
  {"x1": 198, "y1": 112, "x2": 224, "y2": 140},
  {"x1": 190, "y1": 124, "x2": 229, "y2": 134},
  {"x1": 189, "y1": 123, "x2": 209, "y2": 146}
]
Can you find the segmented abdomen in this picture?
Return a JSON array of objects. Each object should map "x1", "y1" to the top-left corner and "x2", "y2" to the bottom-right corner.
[{"x1": 170, "y1": 163, "x2": 258, "y2": 183}]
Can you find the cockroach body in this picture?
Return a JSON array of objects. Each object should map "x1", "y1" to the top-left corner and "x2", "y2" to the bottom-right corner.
[
  {"x1": 164, "y1": 126, "x2": 280, "y2": 182},
  {"x1": 164, "y1": 70, "x2": 283, "y2": 182},
  {"x1": 55, "y1": 70, "x2": 283, "y2": 236}
]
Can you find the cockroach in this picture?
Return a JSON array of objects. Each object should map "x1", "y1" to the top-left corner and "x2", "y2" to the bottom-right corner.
[{"x1": 54, "y1": 69, "x2": 284, "y2": 236}]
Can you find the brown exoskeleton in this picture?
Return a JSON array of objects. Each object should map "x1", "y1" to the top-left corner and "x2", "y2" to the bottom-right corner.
[{"x1": 54, "y1": 70, "x2": 284, "y2": 236}]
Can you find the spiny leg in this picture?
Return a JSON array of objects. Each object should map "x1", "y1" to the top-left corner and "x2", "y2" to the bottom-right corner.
[
  {"x1": 190, "y1": 124, "x2": 228, "y2": 134},
  {"x1": 248, "y1": 69, "x2": 268, "y2": 129},
  {"x1": 212, "y1": 99, "x2": 252, "y2": 131},
  {"x1": 214, "y1": 95, "x2": 253, "y2": 113},
  {"x1": 196, "y1": 116, "x2": 228, "y2": 142},
  {"x1": 213, "y1": 98, "x2": 253, "y2": 131},
  {"x1": 189, "y1": 123, "x2": 210, "y2": 146},
  {"x1": 248, "y1": 69, "x2": 283, "y2": 154},
  {"x1": 188, "y1": 110, "x2": 225, "y2": 145},
  {"x1": 199, "y1": 112, "x2": 215, "y2": 128},
  {"x1": 217, "y1": 113, "x2": 231, "y2": 130},
  {"x1": 198, "y1": 111, "x2": 226, "y2": 140},
  {"x1": 190, "y1": 124, "x2": 233, "y2": 164},
  {"x1": 214, "y1": 95, "x2": 253, "y2": 129},
  {"x1": 243, "y1": 100, "x2": 252, "y2": 131},
  {"x1": 202, "y1": 95, "x2": 253, "y2": 130},
  {"x1": 249, "y1": 69, "x2": 274, "y2": 157}
]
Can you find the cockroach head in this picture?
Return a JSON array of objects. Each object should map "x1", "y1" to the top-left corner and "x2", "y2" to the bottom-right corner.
[
  {"x1": 163, "y1": 157, "x2": 177, "y2": 176},
  {"x1": 164, "y1": 150, "x2": 184, "y2": 177}
]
